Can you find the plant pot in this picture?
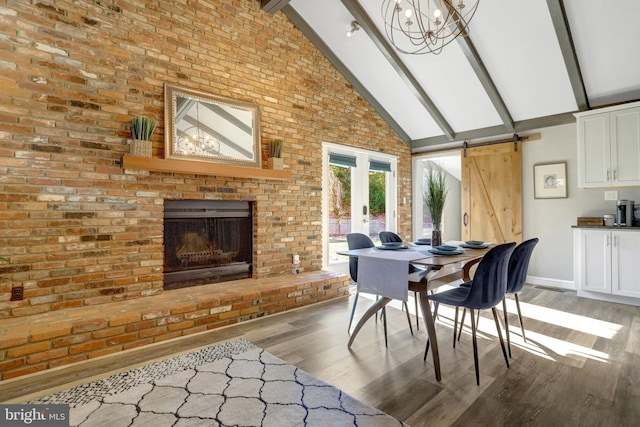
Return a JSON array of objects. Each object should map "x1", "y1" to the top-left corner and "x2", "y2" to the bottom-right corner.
[
  {"x1": 431, "y1": 228, "x2": 442, "y2": 247},
  {"x1": 268, "y1": 157, "x2": 284, "y2": 170},
  {"x1": 130, "y1": 139, "x2": 152, "y2": 157}
]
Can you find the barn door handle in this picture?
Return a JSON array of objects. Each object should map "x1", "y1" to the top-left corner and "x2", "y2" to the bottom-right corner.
[{"x1": 463, "y1": 212, "x2": 468, "y2": 226}]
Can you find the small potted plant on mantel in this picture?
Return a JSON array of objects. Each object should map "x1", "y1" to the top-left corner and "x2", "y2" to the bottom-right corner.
[
  {"x1": 268, "y1": 139, "x2": 284, "y2": 170},
  {"x1": 130, "y1": 116, "x2": 157, "y2": 158}
]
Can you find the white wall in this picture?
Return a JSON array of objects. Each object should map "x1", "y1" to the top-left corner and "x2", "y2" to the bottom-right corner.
[
  {"x1": 522, "y1": 123, "x2": 640, "y2": 287},
  {"x1": 412, "y1": 156, "x2": 462, "y2": 241}
]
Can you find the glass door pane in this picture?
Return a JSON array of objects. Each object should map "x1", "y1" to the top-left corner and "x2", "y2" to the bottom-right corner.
[
  {"x1": 368, "y1": 169, "x2": 386, "y2": 245},
  {"x1": 323, "y1": 143, "x2": 397, "y2": 270},
  {"x1": 327, "y1": 164, "x2": 352, "y2": 265}
]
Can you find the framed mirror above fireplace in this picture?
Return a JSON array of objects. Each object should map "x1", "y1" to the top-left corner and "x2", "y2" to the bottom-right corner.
[{"x1": 164, "y1": 83, "x2": 262, "y2": 168}]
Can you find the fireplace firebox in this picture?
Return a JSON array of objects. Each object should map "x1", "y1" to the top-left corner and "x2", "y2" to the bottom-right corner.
[{"x1": 163, "y1": 200, "x2": 253, "y2": 289}]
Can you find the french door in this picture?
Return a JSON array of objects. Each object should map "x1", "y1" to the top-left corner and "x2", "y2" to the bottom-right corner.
[{"x1": 322, "y1": 143, "x2": 397, "y2": 269}]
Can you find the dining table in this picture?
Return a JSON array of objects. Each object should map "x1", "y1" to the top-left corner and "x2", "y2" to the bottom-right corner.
[{"x1": 338, "y1": 241, "x2": 491, "y2": 381}]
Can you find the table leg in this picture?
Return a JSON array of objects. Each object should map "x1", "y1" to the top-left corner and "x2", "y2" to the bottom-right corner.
[
  {"x1": 348, "y1": 296, "x2": 392, "y2": 347},
  {"x1": 418, "y1": 290, "x2": 441, "y2": 381}
]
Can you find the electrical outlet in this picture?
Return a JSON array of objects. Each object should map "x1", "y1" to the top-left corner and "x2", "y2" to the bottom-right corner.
[
  {"x1": 605, "y1": 191, "x2": 618, "y2": 201},
  {"x1": 292, "y1": 267, "x2": 303, "y2": 274},
  {"x1": 292, "y1": 254, "x2": 300, "y2": 265},
  {"x1": 11, "y1": 286, "x2": 24, "y2": 301}
]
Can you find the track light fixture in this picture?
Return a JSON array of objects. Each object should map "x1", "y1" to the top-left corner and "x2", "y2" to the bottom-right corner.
[{"x1": 346, "y1": 21, "x2": 361, "y2": 38}]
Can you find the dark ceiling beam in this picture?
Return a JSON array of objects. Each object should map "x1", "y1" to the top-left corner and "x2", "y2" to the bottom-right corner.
[
  {"x1": 260, "y1": 0, "x2": 291, "y2": 14},
  {"x1": 546, "y1": 0, "x2": 589, "y2": 111},
  {"x1": 456, "y1": 34, "x2": 515, "y2": 132},
  {"x1": 281, "y1": 5, "x2": 411, "y2": 146},
  {"x1": 411, "y1": 111, "x2": 576, "y2": 151},
  {"x1": 341, "y1": 0, "x2": 455, "y2": 141}
]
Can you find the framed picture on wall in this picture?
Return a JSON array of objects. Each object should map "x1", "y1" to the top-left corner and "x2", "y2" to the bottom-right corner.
[{"x1": 534, "y1": 162, "x2": 567, "y2": 199}]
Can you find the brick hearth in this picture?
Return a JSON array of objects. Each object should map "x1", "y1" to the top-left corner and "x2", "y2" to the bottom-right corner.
[{"x1": 0, "y1": 271, "x2": 349, "y2": 380}]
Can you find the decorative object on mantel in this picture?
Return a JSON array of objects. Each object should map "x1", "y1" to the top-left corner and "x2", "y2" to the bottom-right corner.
[
  {"x1": 267, "y1": 138, "x2": 284, "y2": 170},
  {"x1": 130, "y1": 116, "x2": 156, "y2": 158},
  {"x1": 424, "y1": 163, "x2": 447, "y2": 247},
  {"x1": 164, "y1": 83, "x2": 262, "y2": 169},
  {"x1": 381, "y1": 0, "x2": 480, "y2": 55}
]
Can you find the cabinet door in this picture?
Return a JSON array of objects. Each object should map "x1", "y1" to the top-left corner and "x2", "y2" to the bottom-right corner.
[
  {"x1": 612, "y1": 231, "x2": 640, "y2": 298},
  {"x1": 577, "y1": 113, "x2": 610, "y2": 187},
  {"x1": 580, "y1": 229, "x2": 611, "y2": 293},
  {"x1": 611, "y1": 107, "x2": 640, "y2": 186}
]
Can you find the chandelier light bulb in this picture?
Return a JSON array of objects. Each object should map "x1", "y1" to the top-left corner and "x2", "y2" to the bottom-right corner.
[
  {"x1": 405, "y1": 9, "x2": 412, "y2": 18},
  {"x1": 433, "y1": 9, "x2": 441, "y2": 18}
]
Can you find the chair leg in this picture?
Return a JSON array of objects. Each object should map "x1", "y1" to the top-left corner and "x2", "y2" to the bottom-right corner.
[
  {"x1": 457, "y1": 308, "x2": 466, "y2": 341},
  {"x1": 383, "y1": 306, "x2": 388, "y2": 348},
  {"x1": 492, "y1": 307, "x2": 510, "y2": 369},
  {"x1": 457, "y1": 309, "x2": 480, "y2": 342},
  {"x1": 470, "y1": 308, "x2": 480, "y2": 386},
  {"x1": 414, "y1": 292, "x2": 420, "y2": 330},
  {"x1": 514, "y1": 293, "x2": 526, "y2": 342},
  {"x1": 348, "y1": 291, "x2": 359, "y2": 333},
  {"x1": 403, "y1": 301, "x2": 414, "y2": 335},
  {"x1": 453, "y1": 307, "x2": 459, "y2": 348},
  {"x1": 502, "y1": 298, "x2": 511, "y2": 358}
]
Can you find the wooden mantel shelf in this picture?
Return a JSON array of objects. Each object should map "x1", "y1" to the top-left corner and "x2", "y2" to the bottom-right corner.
[{"x1": 120, "y1": 155, "x2": 292, "y2": 180}]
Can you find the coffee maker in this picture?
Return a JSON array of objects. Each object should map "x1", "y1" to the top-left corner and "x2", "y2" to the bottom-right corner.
[{"x1": 616, "y1": 200, "x2": 634, "y2": 226}]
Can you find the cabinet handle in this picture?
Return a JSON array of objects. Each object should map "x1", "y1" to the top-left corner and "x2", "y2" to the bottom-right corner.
[
  {"x1": 607, "y1": 170, "x2": 610, "y2": 181},
  {"x1": 614, "y1": 235, "x2": 618, "y2": 247},
  {"x1": 463, "y1": 212, "x2": 468, "y2": 226},
  {"x1": 607, "y1": 235, "x2": 610, "y2": 246},
  {"x1": 613, "y1": 170, "x2": 617, "y2": 181}
]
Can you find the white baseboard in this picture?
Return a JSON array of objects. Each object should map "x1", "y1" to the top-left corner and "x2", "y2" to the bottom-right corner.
[
  {"x1": 577, "y1": 290, "x2": 640, "y2": 307},
  {"x1": 526, "y1": 275, "x2": 575, "y2": 291}
]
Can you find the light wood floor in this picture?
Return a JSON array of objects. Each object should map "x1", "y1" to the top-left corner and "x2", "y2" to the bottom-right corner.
[{"x1": 3, "y1": 285, "x2": 640, "y2": 426}]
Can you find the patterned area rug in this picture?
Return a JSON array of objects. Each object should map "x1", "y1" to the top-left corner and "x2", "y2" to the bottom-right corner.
[{"x1": 32, "y1": 338, "x2": 407, "y2": 426}]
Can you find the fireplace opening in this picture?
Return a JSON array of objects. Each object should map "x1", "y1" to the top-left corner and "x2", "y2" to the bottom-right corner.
[{"x1": 163, "y1": 200, "x2": 253, "y2": 290}]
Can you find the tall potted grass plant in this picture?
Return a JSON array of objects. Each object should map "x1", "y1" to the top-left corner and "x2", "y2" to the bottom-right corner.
[{"x1": 424, "y1": 164, "x2": 447, "y2": 247}]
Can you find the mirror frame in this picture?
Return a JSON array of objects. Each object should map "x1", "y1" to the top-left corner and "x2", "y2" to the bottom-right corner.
[{"x1": 164, "y1": 83, "x2": 262, "y2": 168}]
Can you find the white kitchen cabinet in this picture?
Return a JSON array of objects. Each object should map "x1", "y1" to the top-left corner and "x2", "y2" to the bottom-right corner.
[
  {"x1": 574, "y1": 228, "x2": 640, "y2": 303},
  {"x1": 576, "y1": 101, "x2": 640, "y2": 188}
]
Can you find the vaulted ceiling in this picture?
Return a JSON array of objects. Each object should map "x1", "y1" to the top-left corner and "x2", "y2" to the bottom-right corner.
[{"x1": 261, "y1": 0, "x2": 640, "y2": 152}]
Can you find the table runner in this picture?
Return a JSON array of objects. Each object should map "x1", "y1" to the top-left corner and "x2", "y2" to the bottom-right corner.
[{"x1": 355, "y1": 248, "x2": 430, "y2": 301}]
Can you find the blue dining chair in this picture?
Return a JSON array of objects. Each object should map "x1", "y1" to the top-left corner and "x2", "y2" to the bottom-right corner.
[
  {"x1": 502, "y1": 237, "x2": 539, "y2": 357},
  {"x1": 457, "y1": 238, "x2": 539, "y2": 358},
  {"x1": 425, "y1": 242, "x2": 516, "y2": 385},
  {"x1": 379, "y1": 231, "x2": 423, "y2": 330},
  {"x1": 346, "y1": 232, "x2": 413, "y2": 347}
]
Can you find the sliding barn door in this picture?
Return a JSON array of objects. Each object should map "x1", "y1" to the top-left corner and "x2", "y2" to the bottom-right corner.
[{"x1": 461, "y1": 142, "x2": 523, "y2": 244}]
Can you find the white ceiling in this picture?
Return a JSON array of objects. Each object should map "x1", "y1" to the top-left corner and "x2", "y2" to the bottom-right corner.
[{"x1": 263, "y1": 0, "x2": 640, "y2": 152}]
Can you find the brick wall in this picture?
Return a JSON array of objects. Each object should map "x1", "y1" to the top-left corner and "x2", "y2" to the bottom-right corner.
[{"x1": 0, "y1": 0, "x2": 412, "y2": 319}]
